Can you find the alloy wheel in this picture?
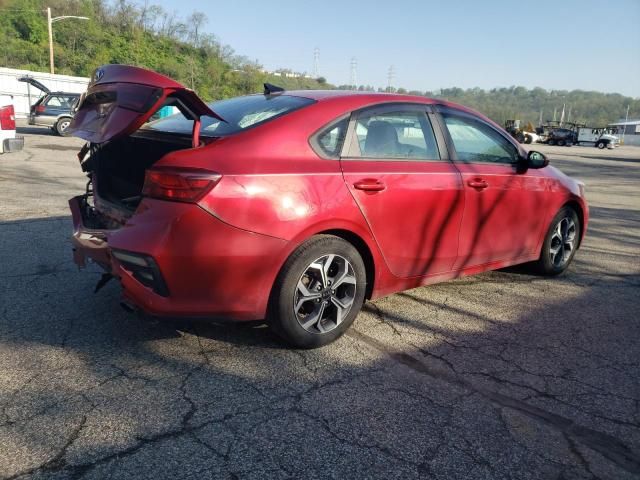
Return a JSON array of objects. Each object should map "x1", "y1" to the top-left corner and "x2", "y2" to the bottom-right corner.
[
  {"x1": 294, "y1": 254, "x2": 357, "y2": 334},
  {"x1": 549, "y1": 216, "x2": 577, "y2": 268}
]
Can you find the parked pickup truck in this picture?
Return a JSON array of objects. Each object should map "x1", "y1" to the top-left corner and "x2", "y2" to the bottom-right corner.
[{"x1": 0, "y1": 95, "x2": 24, "y2": 154}]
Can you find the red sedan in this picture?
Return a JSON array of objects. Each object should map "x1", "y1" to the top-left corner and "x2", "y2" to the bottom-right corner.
[{"x1": 68, "y1": 65, "x2": 588, "y2": 348}]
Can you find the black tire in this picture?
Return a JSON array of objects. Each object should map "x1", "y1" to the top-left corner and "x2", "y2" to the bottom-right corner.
[
  {"x1": 557, "y1": 139, "x2": 566, "y2": 146},
  {"x1": 548, "y1": 139, "x2": 556, "y2": 146},
  {"x1": 532, "y1": 207, "x2": 580, "y2": 276},
  {"x1": 596, "y1": 141, "x2": 606, "y2": 149},
  {"x1": 269, "y1": 235, "x2": 366, "y2": 348},
  {"x1": 524, "y1": 135, "x2": 533, "y2": 144},
  {"x1": 55, "y1": 117, "x2": 72, "y2": 136}
]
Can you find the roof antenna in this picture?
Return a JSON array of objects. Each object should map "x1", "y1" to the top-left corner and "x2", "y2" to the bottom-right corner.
[{"x1": 264, "y1": 83, "x2": 284, "y2": 95}]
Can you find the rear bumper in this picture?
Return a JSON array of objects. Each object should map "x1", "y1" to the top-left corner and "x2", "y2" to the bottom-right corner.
[
  {"x1": 1, "y1": 136, "x2": 24, "y2": 153},
  {"x1": 69, "y1": 196, "x2": 288, "y2": 321}
]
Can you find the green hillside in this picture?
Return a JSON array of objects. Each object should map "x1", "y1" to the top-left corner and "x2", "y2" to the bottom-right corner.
[
  {"x1": 1, "y1": 0, "x2": 637, "y2": 126},
  {"x1": 0, "y1": 0, "x2": 332, "y2": 100}
]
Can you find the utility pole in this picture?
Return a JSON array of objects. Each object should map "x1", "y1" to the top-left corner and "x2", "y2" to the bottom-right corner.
[
  {"x1": 313, "y1": 47, "x2": 319, "y2": 78},
  {"x1": 387, "y1": 65, "x2": 395, "y2": 91},
  {"x1": 622, "y1": 104, "x2": 630, "y2": 145},
  {"x1": 47, "y1": 8, "x2": 54, "y2": 74},
  {"x1": 349, "y1": 57, "x2": 357, "y2": 89},
  {"x1": 46, "y1": 7, "x2": 89, "y2": 74}
]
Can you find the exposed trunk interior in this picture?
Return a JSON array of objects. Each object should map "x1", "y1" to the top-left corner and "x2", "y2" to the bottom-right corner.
[{"x1": 84, "y1": 132, "x2": 192, "y2": 215}]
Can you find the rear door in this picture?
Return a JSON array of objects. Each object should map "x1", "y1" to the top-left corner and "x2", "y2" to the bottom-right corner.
[
  {"x1": 437, "y1": 108, "x2": 552, "y2": 269},
  {"x1": 340, "y1": 104, "x2": 464, "y2": 278},
  {"x1": 69, "y1": 64, "x2": 220, "y2": 144}
]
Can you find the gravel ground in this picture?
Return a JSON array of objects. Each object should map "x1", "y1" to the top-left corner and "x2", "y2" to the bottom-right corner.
[{"x1": 1, "y1": 125, "x2": 639, "y2": 479}]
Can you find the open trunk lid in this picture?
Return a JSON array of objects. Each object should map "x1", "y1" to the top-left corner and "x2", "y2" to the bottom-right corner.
[
  {"x1": 68, "y1": 64, "x2": 222, "y2": 144},
  {"x1": 18, "y1": 76, "x2": 51, "y2": 94}
]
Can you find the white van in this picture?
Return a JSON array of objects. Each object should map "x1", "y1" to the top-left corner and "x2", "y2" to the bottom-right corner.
[{"x1": 0, "y1": 95, "x2": 24, "y2": 153}]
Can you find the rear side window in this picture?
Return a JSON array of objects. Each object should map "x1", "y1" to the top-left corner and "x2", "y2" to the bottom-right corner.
[
  {"x1": 349, "y1": 110, "x2": 439, "y2": 160},
  {"x1": 45, "y1": 95, "x2": 76, "y2": 108},
  {"x1": 443, "y1": 114, "x2": 518, "y2": 164},
  {"x1": 313, "y1": 118, "x2": 348, "y2": 158},
  {"x1": 144, "y1": 94, "x2": 315, "y2": 137}
]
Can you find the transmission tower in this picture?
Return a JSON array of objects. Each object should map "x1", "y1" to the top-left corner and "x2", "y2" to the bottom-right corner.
[
  {"x1": 350, "y1": 57, "x2": 357, "y2": 89},
  {"x1": 313, "y1": 48, "x2": 320, "y2": 78},
  {"x1": 387, "y1": 65, "x2": 395, "y2": 90}
]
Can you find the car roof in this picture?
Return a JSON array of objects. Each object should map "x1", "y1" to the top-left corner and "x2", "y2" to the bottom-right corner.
[
  {"x1": 49, "y1": 92, "x2": 81, "y2": 96},
  {"x1": 282, "y1": 90, "x2": 499, "y2": 130}
]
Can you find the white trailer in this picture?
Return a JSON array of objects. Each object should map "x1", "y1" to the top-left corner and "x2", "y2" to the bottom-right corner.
[{"x1": 576, "y1": 127, "x2": 619, "y2": 149}]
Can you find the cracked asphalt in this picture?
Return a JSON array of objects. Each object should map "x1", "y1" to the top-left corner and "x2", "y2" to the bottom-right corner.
[{"x1": 1, "y1": 124, "x2": 639, "y2": 479}]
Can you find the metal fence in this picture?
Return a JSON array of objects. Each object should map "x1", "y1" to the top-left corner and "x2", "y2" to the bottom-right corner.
[{"x1": 0, "y1": 67, "x2": 89, "y2": 118}]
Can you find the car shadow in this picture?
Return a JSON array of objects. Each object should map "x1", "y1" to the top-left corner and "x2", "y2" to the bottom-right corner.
[{"x1": 1, "y1": 191, "x2": 639, "y2": 478}]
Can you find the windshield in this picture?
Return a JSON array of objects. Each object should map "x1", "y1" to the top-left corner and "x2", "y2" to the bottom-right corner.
[{"x1": 143, "y1": 94, "x2": 315, "y2": 137}]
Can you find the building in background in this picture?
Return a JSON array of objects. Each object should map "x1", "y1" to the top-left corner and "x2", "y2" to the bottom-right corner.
[{"x1": 608, "y1": 119, "x2": 640, "y2": 146}]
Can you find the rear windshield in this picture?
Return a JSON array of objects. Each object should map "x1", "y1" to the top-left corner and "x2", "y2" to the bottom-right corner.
[{"x1": 143, "y1": 94, "x2": 315, "y2": 137}]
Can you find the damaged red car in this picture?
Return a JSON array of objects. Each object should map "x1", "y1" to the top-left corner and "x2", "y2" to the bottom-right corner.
[{"x1": 69, "y1": 65, "x2": 588, "y2": 348}]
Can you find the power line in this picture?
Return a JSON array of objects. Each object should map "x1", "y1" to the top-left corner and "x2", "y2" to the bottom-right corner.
[{"x1": 387, "y1": 65, "x2": 395, "y2": 90}]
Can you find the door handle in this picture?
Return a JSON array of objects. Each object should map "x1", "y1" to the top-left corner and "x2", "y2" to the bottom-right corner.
[
  {"x1": 353, "y1": 179, "x2": 386, "y2": 192},
  {"x1": 467, "y1": 178, "x2": 489, "y2": 190}
]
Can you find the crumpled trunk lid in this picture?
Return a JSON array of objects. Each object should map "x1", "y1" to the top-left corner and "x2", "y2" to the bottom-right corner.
[{"x1": 68, "y1": 64, "x2": 221, "y2": 144}]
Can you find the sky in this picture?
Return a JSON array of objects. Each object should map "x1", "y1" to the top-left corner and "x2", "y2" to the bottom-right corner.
[{"x1": 151, "y1": 0, "x2": 640, "y2": 97}]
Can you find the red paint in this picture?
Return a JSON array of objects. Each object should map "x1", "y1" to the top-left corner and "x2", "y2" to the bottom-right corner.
[{"x1": 69, "y1": 66, "x2": 588, "y2": 321}]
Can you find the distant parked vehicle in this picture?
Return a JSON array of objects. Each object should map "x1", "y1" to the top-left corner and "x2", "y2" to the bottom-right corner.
[
  {"x1": 504, "y1": 119, "x2": 539, "y2": 144},
  {"x1": 0, "y1": 95, "x2": 24, "y2": 154},
  {"x1": 576, "y1": 127, "x2": 619, "y2": 149},
  {"x1": 546, "y1": 128, "x2": 576, "y2": 146},
  {"x1": 18, "y1": 76, "x2": 80, "y2": 136}
]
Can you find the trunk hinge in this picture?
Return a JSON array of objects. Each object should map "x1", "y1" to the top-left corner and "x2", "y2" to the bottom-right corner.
[{"x1": 192, "y1": 117, "x2": 201, "y2": 148}]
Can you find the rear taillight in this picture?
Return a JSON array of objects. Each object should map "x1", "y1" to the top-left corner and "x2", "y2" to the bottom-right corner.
[
  {"x1": 35, "y1": 104, "x2": 46, "y2": 113},
  {"x1": 0, "y1": 105, "x2": 16, "y2": 130},
  {"x1": 142, "y1": 168, "x2": 221, "y2": 203}
]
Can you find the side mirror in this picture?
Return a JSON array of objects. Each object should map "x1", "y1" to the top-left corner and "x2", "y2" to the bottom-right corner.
[{"x1": 527, "y1": 150, "x2": 549, "y2": 169}]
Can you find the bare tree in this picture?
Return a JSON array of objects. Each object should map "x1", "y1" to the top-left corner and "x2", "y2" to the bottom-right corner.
[{"x1": 187, "y1": 11, "x2": 208, "y2": 46}]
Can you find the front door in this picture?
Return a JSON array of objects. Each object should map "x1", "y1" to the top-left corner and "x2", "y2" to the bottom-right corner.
[
  {"x1": 437, "y1": 109, "x2": 552, "y2": 270},
  {"x1": 340, "y1": 104, "x2": 464, "y2": 278}
]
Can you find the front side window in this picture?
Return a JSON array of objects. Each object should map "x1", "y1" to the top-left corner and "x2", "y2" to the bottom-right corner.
[
  {"x1": 351, "y1": 110, "x2": 439, "y2": 160},
  {"x1": 144, "y1": 94, "x2": 315, "y2": 137},
  {"x1": 443, "y1": 114, "x2": 518, "y2": 164}
]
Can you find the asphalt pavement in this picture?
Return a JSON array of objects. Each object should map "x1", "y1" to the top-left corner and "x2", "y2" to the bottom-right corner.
[{"x1": 1, "y1": 125, "x2": 639, "y2": 479}]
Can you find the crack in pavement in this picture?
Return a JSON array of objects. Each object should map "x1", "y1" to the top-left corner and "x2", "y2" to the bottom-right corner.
[{"x1": 347, "y1": 328, "x2": 640, "y2": 476}]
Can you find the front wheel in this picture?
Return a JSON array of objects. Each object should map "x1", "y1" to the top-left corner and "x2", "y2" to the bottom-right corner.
[
  {"x1": 55, "y1": 117, "x2": 72, "y2": 136},
  {"x1": 532, "y1": 207, "x2": 580, "y2": 275},
  {"x1": 548, "y1": 139, "x2": 556, "y2": 146},
  {"x1": 269, "y1": 235, "x2": 366, "y2": 348},
  {"x1": 596, "y1": 141, "x2": 606, "y2": 149}
]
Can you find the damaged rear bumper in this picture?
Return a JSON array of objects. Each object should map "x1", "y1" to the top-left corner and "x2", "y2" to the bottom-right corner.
[{"x1": 68, "y1": 195, "x2": 288, "y2": 321}]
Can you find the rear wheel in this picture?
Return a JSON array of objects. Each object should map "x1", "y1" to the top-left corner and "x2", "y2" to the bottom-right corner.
[
  {"x1": 55, "y1": 117, "x2": 72, "y2": 136},
  {"x1": 548, "y1": 139, "x2": 556, "y2": 146},
  {"x1": 532, "y1": 207, "x2": 580, "y2": 275},
  {"x1": 557, "y1": 139, "x2": 566, "y2": 146},
  {"x1": 269, "y1": 235, "x2": 366, "y2": 348},
  {"x1": 524, "y1": 135, "x2": 533, "y2": 144}
]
